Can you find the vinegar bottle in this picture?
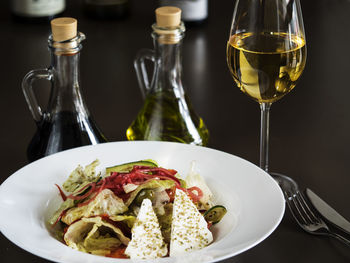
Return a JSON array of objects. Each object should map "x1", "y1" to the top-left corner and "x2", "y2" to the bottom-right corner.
[
  {"x1": 22, "y1": 17, "x2": 107, "y2": 162},
  {"x1": 126, "y1": 7, "x2": 209, "y2": 146}
]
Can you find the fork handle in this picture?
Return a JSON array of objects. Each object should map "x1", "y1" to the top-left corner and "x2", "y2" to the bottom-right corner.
[{"x1": 330, "y1": 232, "x2": 350, "y2": 247}]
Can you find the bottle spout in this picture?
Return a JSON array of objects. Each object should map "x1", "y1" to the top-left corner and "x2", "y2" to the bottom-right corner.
[
  {"x1": 51, "y1": 17, "x2": 77, "y2": 42},
  {"x1": 48, "y1": 17, "x2": 86, "y2": 54},
  {"x1": 153, "y1": 6, "x2": 185, "y2": 44},
  {"x1": 155, "y1": 6, "x2": 181, "y2": 28},
  {"x1": 77, "y1": 32, "x2": 86, "y2": 42}
]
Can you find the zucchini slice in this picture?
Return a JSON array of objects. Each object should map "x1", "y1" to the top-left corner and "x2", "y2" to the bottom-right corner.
[
  {"x1": 204, "y1": 205, "x2": 227, "y2": 224},
  {"x1": 105, "y1": 160, "x2": 158, "y2": 174}
]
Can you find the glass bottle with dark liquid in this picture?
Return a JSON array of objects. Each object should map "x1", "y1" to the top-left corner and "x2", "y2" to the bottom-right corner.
[
  {"x1": 126, "y1": 7, "x2": 209, "y2": 146},
  {"x1": 22, "y1": 17, "x2": 107, "y2": 162}
]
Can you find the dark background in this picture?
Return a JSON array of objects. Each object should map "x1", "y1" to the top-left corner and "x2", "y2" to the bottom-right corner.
[{"x1": 1, "y1": 0, "x2": 350, "y2": 262}]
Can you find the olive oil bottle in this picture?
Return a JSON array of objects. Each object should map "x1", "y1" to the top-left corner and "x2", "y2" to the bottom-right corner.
[{"x1": 126, "y1": 6, "x2": 209, "y2": 146}]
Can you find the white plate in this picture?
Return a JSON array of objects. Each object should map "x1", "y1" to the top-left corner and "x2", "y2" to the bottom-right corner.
[{"x1": 0, "y1": 141, "x2": 285, "y2": 263}]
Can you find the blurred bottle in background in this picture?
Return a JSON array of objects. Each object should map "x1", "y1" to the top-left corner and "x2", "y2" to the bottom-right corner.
[
  {"x1": 83, "y1": 0, "x2": 129, "y2": 20},
  {"x1": 11, "y1": 0, "x2": 65, "y2": 23},
  {"x1": 159, "y1": 0, "x2": 208, "y2": 25}
]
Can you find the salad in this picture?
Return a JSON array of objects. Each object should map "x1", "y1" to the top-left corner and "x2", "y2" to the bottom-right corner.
[{"x1": 49, "y1": 159, "x2": 227, "y2": 259}]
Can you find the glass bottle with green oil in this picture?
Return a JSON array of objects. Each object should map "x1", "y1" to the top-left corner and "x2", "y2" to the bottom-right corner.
[{"x1": 126, "y1": 6, "x2": 209, "y2": 146}]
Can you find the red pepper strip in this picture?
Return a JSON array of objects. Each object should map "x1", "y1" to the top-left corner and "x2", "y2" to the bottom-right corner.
[
  {"x1": 104, "y1": 173, "x2": 130, "y2": 188},
  {"x1": 207, "y1": 222, "x2": 212, "y2": 229},
  {"x1": 157, "y1": 167, "x2": 178, "y2": 176},
  {"x1": 77, "y1": 179, "x2": 106, "y2": 207},
  {"x1": 77, "y1": 191, "x2": 99, "y2": 207},
  {"x1": 68, "y1": 182, "x2": 94, "y2": 197},
  {"x1": 168, "y1": 169, "x2": 177, "y2": 175},
  {"x1": 157, "y1": 172, "x2": 181, "y2": 185},
  {"x1": 106, "y1": 246, "x2": 128, "y2": 259},
  {"x1": 103, "y1": 167, "x2": 180, "y2": 192},
  {"x1": 75, "y1": 182, "x2": 94, "y2": 193},
  {"x1": 118, "y1": 192, "x2": 131, "y2": 202},
  {"x1": 135, "y1": 169, "x2": 181, "y2": 187},
  {"x1": 166, "y1": 188, "x2": 175, "y2": 202},
  {"x1": 55, "y1": 184, "x2": 67, "y2": 201},
  {"x1": 136, "y1": 167, "x2": 177, "y2": 176},
  {"x1": 130, "y1": 170, "x2": 148, "y2": 180},
  {"x1": 103, "y1": 174, "x2": 129, "y2": 195},
  {"x1": 153, "y1": 175, "x2": 181, "y2": 187},
  {"x1": 52, "y1": 209, "x2": 66, "y2": 227},
  {"x1": 66, "y1": 183, "x2": 96, "y2": 200},
  {"x1": 110, "y1": 171, "x2": 119, "y2": 176},
  {"x1": 98, "y1": 177, "x2": 106, "y2": 191},
  {"x1": 174, "y1": 186, "x2": 203, "y2": 203},
  {"x1": 81, "y1": 167, "x2": 181, "y2": 200},
  {"x1": 187, "y1": 186, "x2": 203, "y2": 200},
  {"x1": 127, "y1": 171, "x2": 148, "y2": 185},
  {"x1": 138, "y1": 173, "x2": 181, "y2": 187}
]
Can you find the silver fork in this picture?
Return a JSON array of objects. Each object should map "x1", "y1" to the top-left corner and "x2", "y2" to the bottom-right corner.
[{"x1": 271, "y1": 172, "x2": 350, "y2": 246}]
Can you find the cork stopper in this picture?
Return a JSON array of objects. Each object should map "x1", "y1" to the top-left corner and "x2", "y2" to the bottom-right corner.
[
  {"x1": 155, "y1": 6, "x2": 181, "y2": 27},
  {"x1": 51, "y1": 17, "x2": 77, "y2": 42}
]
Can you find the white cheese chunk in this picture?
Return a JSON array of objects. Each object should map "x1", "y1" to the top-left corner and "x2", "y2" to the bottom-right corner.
[
  {"x1": 170, "y1": 189, "x2": 213, "y2": 257},
  {"x1": 125, "y1": 198, "x2": 168, "y2": 259}
]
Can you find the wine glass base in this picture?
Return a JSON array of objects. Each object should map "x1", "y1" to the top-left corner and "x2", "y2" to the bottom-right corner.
[{"x1": 269, "y1": 172, "x2": 299, "y2": 193}]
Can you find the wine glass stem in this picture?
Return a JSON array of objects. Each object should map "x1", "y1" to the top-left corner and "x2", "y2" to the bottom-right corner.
[{"x1": 259, "y1": 102, "x2": 272, "y2": 172}]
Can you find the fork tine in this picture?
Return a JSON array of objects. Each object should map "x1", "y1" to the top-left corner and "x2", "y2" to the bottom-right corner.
[
  {"x1": 284, "y1": 190, "x2": 309, "y2": 226},
  {"x1": 272, "y1": 173, "x2": 350, "y2": 246},
  {"x1": 295, "y1": 191, "x2": 321, "y2": 224},
  {"x1": 294, "y1": 192, "x2": 315, "y2": 224},
  {"x1": 290, "y1": 193, "x2": 311, "y2": 225}
]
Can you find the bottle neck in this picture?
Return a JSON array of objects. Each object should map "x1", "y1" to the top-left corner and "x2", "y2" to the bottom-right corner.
[
  {"x1": 152, "y1": 26, "x2": 185, "y2": 95},
  {"x1": 154, "y1": 40, "x2": 182, "y2": 89},
  {"x1": 47, "y1": 33, "x2": 89, "y2": 116}
]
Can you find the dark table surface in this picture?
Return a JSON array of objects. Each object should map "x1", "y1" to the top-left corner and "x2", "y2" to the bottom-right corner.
[{"x1": 1, "y1": 0, "x2": 350, "y2": 262}]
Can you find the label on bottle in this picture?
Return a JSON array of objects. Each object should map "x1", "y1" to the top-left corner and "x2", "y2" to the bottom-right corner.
[
  {"x1": 84, "y1": 0, "x2": 128, "y2": 5},
  {"x1": 12, "y1": 0, "x2": 65, "y2": 17},
  {"x1": 159, "y1": 0, "x2": 208, "y2": 21}
]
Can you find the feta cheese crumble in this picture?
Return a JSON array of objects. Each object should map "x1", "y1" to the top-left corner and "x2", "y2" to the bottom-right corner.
[
  {"x1": 125, "y1": 198, "x2": 168, "y2": 259},
  {"x1": 170, "y1": 189, "x2": 213, "y2": 257}
]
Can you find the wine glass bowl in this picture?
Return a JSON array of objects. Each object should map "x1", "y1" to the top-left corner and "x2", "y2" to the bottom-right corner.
[
  {"x1": 227, "y1": 31, "x2": 306, "y2": 104},
  {"x1": 226, "y1": 0, "x2": 306, "y2": 171}
]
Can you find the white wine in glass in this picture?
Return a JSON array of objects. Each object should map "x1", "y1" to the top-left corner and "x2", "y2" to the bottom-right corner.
[{"x1": 227, "y1": 0, "x2": 307, "y2": 171}]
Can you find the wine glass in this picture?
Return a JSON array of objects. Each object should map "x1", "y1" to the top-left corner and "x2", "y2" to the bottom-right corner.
[{"x1": 226, "y1": 0, "x2": 306, "y2": 172}]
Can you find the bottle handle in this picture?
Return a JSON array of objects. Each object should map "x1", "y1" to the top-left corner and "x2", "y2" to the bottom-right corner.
[
  {"x1": 134, "y1": 49, "x2": 155, "y2": 98},
  {"x1": 22, "y1": 68, "x2": 53, "y2": 122}
]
